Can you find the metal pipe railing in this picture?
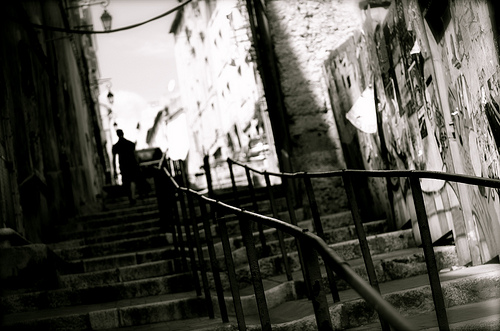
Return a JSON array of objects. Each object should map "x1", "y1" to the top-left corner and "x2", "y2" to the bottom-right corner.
[
  {"x1": 264, "y1": 171, "x2": 292, "y2": 281},
  {"x1": 343, "y1": 173, "x2": 390, "y2": 331},
  {"x1": 198, "y1": 197, "x2": 229, "y2": 323},
  {"x1": 160, "y1": 163, "x2": 418, "y2": 330},
  {"x1": 225, "y1": 158, "x2": 500, "y2": 331},
  {"x1": 303, "y1": 175, "x2": 340, "y2": 303}
]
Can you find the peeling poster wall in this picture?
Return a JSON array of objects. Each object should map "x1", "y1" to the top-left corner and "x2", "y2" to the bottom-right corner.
[{"x1": 365, "y1": 0, "x2": 500, "y2": 265}]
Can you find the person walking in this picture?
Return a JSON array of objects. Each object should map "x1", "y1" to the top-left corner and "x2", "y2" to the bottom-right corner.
[{"x1": 112, "y1": 129, "x2": 140, "y2": 205}]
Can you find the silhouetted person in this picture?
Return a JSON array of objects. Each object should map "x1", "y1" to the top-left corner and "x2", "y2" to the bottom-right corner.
[{"x1": 112, "y1": 129, "x2": 140, "y2": 205}]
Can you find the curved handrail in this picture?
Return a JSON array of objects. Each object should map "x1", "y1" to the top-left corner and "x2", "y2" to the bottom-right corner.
[
  {"x1": 161, "y1": 165, "x2": 416, "y2": 330},
  {"x1": 226, "y1": 157, "x2": 500, "y2": 331},
  {"x1": 228, "y1": 157, "x2": 500, "y2": 188}
]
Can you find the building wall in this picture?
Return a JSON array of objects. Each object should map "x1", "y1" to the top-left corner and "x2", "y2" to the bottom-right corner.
[
  {"x1": 0, "y1": 0, "x2": 106, "y2": 243},
  {"x1": 337, "y1": 0, "x2": 500, "y2": 265},
  {"x1": 171, "y1": 0, "x2": 279, "y2": 189},
  {"x1": 263, "y1": 0, "x2": 365, "y2": 213},
  {"x1": 416, "y1": 0, "x2": 500, "y2": 264}
]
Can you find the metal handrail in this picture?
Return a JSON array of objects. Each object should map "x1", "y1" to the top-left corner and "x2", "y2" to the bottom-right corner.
[
  {"x1": 228, "y1": 158, "x2": 500, "y2": 188},
  {"x1": 158, "y1": 163, "x2": 417, "y2": 330},
  {"x1": 226, "y1": 157, "x2": 500, "y2": 331}
]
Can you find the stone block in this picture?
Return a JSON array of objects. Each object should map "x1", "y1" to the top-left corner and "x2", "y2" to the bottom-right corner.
[{"x1": 89, "y1": 308, "x2": 119, "y2": 330}]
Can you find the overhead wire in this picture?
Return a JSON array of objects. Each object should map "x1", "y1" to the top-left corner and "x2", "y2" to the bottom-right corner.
[{"x1": 29, "y1": 0, "x2": 192, "y2": 34}]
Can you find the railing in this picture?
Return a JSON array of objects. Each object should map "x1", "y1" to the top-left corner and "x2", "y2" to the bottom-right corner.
[
  {"x1": 154, "y1": 158, "x2": 418, "y2": 331},
  {"x1": 218, "y1": 158, "x2": 500, "y2": 331}
]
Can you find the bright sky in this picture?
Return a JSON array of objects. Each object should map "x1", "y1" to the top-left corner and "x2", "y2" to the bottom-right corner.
[{"x1": 90, "y1": 0, "x2": 181, "y2": 147}]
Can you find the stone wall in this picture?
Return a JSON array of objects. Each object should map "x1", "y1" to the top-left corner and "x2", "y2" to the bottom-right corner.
[
  {"x1": 0, "y1": 1, "x2": 105, "y2": 243},
  {"x1": 265, "y1": 0, "x2": 364, "y2": 214}
]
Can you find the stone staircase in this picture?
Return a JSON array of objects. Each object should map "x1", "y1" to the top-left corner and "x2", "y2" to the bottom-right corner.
[{"x1": 1, "y1": 178, "x2": 499, "y2": 330}]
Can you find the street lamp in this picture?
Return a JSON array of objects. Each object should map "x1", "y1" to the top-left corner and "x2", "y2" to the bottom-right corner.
[
  {"x1": 100, "y1": 9, "x2": 112, "y2": 31},
  {"x1": 107, "y1": 90, "x2": 114, "y2": 104},
  {"x1": 68, "y1": 0, "x2": 112, "y2": 31}
]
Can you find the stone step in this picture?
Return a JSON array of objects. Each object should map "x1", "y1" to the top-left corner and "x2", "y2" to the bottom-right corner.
[
  {"x1": 0, "y1": 272, "x2": 195, "y2": 314},
  {"x1": 202, "y1": 218, "x2": 387, "y2": 261},
  {"x1": 52, "y1": 233, "x2": 173, "y2": 260},
  {"x1": 3, "y1": 264, "x2": 498, "y2": 330},
  {"x1": 49, "y1": 218, "x2": 163, "y2": 246},
  {"x1": 349, "y1": 298, "x2": 500, "y2": 330},
  {"x1": 178, "y1": 208, "x2": 307, "y2": 247},
  {"x1": 59, "y1": 259, "x2": 180, "y2": 289},
  {"x1": 75, "y1": 246, "x2": 178, "y2": 273},
  {"x1": 77, "y1": 199, "x2": 159, "y2": 222},
  {"x1": 49, "y1": 225, "x2": 163, "y2": 251},
  {"x1": 216, "y1": 209, "x2": 355, "y2": 236},
  {"x1": 225, "y1": 228, "x2": 416, "y2": 270},
  {"x1": 54, "y1": 210, "x2": 161, "y2": 239},
  {"x1": 103, "y1": 194, "x2": 157, "y2": 210},
  {"x1": 1, "y1": 291, "x2": 205, "y2": 330},
  {"x1": 208, "y1": 210, "x2": 359, "y2": 241},
  {"x1": 186, "y1": 209, "x2": 357, "y2": 253},
  {"x1": 207, "y1": 245, "x2": 458, "y2": 293},
  {"x1": 238, "y1": 264, "x2": 500, "y2": 330}
]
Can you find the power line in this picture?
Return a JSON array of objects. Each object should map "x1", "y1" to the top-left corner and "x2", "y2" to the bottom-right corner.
[{"x1": 30, "y1": 0, "x2": 192, "y2": 34}]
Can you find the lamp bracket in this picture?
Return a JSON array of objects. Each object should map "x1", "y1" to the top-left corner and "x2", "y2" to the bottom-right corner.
[{"x1": 67, "y1": 0, "x2": 109, "y2": 9}]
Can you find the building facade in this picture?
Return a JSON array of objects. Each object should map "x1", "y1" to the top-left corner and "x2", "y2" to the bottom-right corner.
[
  {"x1": 170, "y1": 0, "x2": 500, "y2": 265},
  {"x1": 170, "y1": 0, "x2": 280, "y2": 189},
  {"x1": 323, "y1": 0, "x2": 500, "y2": 265},
  {"x1": 0, "y1": 0, "x2": 107, "y2": 243}
]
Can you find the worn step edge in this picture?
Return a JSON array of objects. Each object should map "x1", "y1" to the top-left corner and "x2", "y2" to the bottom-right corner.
[
  {"x1": 192, "y1": 219, "x2": 388, "y2": 262},
  {"x1": 60, "y1": 259, "x2": 180, "y2": 289},
  {"x1": 1, "y1": 281, "x2": 297, "y2": 329},
  {"x1": 51, "y1": 218, "x2": 162, "y2": 245},
  {"x1": 53, "y1": 233, "x2": 174, "y2": 260},
  {"x1": 80, "y1": 210, "x2": 161, "y2": 229},
  {"x1": 224, "y1": 219, "x2": 388, "y2": 255},
  {"x1": 225, "y1": 228, "x2": 416, "y2": 268},
  {"x1": 347, "y1": 297, "x2": 500, "y2": 330},
  {"x1": 234, "y1": 265, "x2": 500, "y2": 330},
  {"x1": 1, "y1": 272, "x2": 194, "y2": 314},
  {"x1": 203, "y1": 246, "x2": 458, "y2": 293},
  {"x1": 73, "y1": 246, "x2": 178, "y2": 273},
  {"x1": 55, "y1": 210, "x2": 161, "y2": 238},
  {"x1": 102, "y1": 196, "x2": 158, "y2": 209},
  {"x1": 1, "y1": 295, "x2": 205, "y2": 331},
  {"x1": 182, "y1": 207, "x2": 306, "y2": 243},
  {"x1": 213, "y1": 209, "x2": 350, "y2": 239},
  {"x1": 49, "y1": 225, "x2": 163, "y2": 250},
  {"x1": 77, "y1": 201, "x2": 159, "y2": 221}
]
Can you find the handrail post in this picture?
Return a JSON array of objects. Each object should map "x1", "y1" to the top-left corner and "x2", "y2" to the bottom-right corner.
[
  {"x1": 154, "y1": 167, "x2": 178, "y2": 247},
  {"x1": 185, "y1": 190, "x2": 214, "y2": 319},
  {"x1": 172, "y1": 192, "x2": 189, "y2": 272},
  {"x1": 217, "y1": 211, "x2": 247, "y2": 330},
  {"x1": 239, "y1": 215, "x2": 272, "y2": 331},
  {"x1": 245, "y1": 167, "x2": 259, "y2": 212},
  {"x1": 283, "y1": 176, "x2": 311, "y2": 297},
  {"x1": 342, "y1": 171, "x2": 390, "y2": 331},
  {"x1": 177, "y1": 189, "x2": 202, "y2": 296},
  {"x1": 199, "y1": 198, "x2": 229, "y2": 323},
  {"x1": 203, "y1": 154, "x2": 215, "y2": 198},
  {"x1": 301, "y1": 237, "x2": 334, "y2": 331},
  {"x1": 227, "y1": 159, "x2": 240, "y2": 207},
  {"x1": 409, "y1": 175, "x2": 449, "y2": 331},
  {"x1": 303, "y1": 175, "x2": 340, "y2": 303},
  {"x1": 264, "y1": 172, "x2": 292, "y2": 281},
  {"x1": 245, "y1": 167, "x2": 269, "y2": 257},
  {"x1": 158, "y1": 167, "x2": 188, "y2": 271},
  {"x1": 181, "y1": 168, "x2": 214, "y2": 319}
]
